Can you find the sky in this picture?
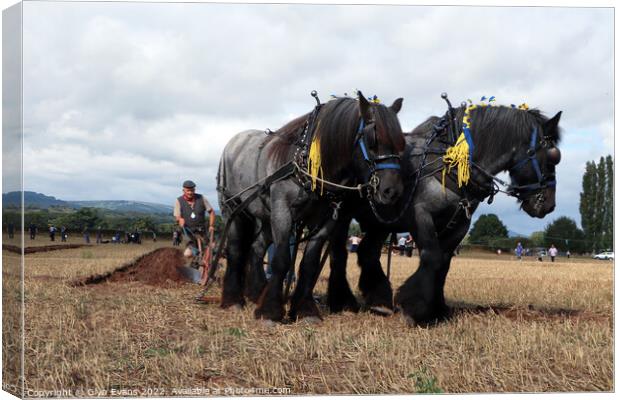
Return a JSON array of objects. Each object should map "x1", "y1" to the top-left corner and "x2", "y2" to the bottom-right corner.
[{"x1": 1, "y1": 0, "x2": 614, "y2": 236}]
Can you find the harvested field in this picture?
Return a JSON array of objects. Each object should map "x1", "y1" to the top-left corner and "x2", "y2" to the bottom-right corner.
[
  {"x1": 2, "y1": 235, "x2": 614, "y2": 395},
  {"x1": 3, "y1": 243, "x2": 91, "y2": 254}
]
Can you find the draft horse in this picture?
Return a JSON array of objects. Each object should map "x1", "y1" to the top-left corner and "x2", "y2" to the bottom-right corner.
[
  {"x1": 217, "y1": 92, "x2": 406, "y2": 322},
  {"x1": 327, "y1": 100, "x2": 562, "y2": 325}
]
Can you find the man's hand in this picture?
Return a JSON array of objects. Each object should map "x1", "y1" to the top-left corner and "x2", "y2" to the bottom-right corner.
[
  {"x1": 208, "y1": 226, "x2": 215, "y2": 248},
  {"x1": 178, "y1": 217, "x2": 185, "y2": 227}
]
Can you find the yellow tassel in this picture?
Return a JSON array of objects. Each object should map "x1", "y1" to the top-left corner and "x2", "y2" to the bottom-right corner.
[
  {"x1": 442, "y1": 132, "x2": 471, "y2": 189},
  {"x1": 308, "y1": 136, "x2": 324, "y2": 195}
]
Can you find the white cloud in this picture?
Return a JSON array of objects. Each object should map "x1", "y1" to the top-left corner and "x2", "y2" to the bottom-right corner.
[{"x1": 10, "y1": 2, "x2": 613, "y2": 234}]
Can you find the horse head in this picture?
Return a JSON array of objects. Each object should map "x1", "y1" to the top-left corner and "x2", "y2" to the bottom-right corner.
[
  {"x1": 351, "y1": 91, "x2": 406, "y2": 205},
  {"x1": 508, "y1": 110, "x2": 562, "y2": 218},
  {"x1": 312, "y1": 92, "x2": 406, "y2": 206}
]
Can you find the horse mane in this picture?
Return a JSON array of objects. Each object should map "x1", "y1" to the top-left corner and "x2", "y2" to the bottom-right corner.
[
  {"x1": 269, "y1": 97, "x2": 405, "y2": 176},
  {"x1": 453, "y1": 105, "x2": 560, "y2": 161},
  {"x1": 268, "y1": 113, "x2": 310, "y2": 167}
]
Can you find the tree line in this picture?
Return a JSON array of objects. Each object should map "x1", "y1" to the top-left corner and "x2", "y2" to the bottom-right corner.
[
  {"x1": 467, "y1": 154, "x2": 613, "y2": 254},
  {"x1": 580, "y1": 155, "x2": 613, "y2": 252},
  {"x1": 2, "y1": 206, "x2": 224, "y2": 236}
]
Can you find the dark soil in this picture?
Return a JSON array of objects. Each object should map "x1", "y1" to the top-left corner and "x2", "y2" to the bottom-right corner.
[
  {"x1": 3, "y1": 244, "x2": 90, "y2": 254},
  {"x1": 70, "y1": 247, "x2": 191, "y2": 287}
]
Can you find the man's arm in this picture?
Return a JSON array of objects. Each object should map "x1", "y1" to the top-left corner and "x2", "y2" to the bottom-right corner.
[{"x1": 173, "y1": 199, "x2": 185, "y2": 227}]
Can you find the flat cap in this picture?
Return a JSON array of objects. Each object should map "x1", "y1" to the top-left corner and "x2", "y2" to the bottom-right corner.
[{"x1": 182, "y1": 180, "x2": 196, "y2": 188}]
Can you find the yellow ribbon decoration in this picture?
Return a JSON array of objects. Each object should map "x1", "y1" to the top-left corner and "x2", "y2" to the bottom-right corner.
[
  {"x1": 308, "y1": 135, "x2": 324, "y2": 195},
  {"x1": 442, "y1": 132, "x2": 471, "y2": 189}
]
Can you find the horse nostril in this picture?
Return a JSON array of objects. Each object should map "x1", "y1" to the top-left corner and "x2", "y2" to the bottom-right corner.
[{"x1": 383, "y1": 186, "x2": 396, "y2": 199}]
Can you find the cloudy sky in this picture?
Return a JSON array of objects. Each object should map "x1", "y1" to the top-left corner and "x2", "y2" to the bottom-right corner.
[{"x1": 2, "y1": 1, "x2": 614, "y2": 235}]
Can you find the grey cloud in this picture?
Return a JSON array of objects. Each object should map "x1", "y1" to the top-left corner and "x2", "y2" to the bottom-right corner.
[{"x1": 13, "y1": 2, "x2": 613, "y2": 234}]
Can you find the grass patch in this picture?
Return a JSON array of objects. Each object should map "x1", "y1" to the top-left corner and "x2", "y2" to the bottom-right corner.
[{"x1": 409, "y1": 367, "x2": 444, "y2": 393}]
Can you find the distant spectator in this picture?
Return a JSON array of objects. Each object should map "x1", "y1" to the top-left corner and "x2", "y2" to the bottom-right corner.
[
  {"x1": 172, "y1": 230, "x2": 179, "y2": 246},
  {"x1": 398, "y1": 235, "x2": 407, "y2": 256},
  {"x1": 152, "y1": 231, "x2": 157, "y2": 242},
  {"x1": 497, "y1": 249, "x2": 502, "y2": 256},
  {"x1": 83, "y1": 228, "x2": 90, "y2": 244},
  {"x1": 549, "y1": 244, "x2": 558, "y2": 262},
  {"x1": 60, "y1": 226, "x2": 67, "y2": 242},
  {"x1": 29, "y1": 223, "x2": 37, "y2": 240},
  {"x1": 566, "y1": 250, "x2": 571, "y2": 259},
  {"x1": 49, "y1": 225, "x2": 56, "y2": 242},
  {"x1": 96, "y1": 227, "x2": 102, "y2": 244},
  {"x1": 349, "y1": 235, "x2": 361, "y2": 253},
  {"x1": 7, "y1": 222, "x2": 14, "y2": 239},
  {"x1": 405, "y1": 234, "x2": 414, "y2": 257},
  {"x1": 515, "y1": 242, "x2": 523, "y2": 261}
]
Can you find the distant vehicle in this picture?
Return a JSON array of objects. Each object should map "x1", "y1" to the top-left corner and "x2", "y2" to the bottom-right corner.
[
  {"x1": 593, "y1": 251, "x2": 614, "y2": 260},
  {"x1": 533, "y1": 247, "x2": 547, "y2": 257}
]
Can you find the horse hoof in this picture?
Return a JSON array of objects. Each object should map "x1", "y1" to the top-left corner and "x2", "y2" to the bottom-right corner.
[
  {"x1": 298, "y1": 316, "x2": 322, "y2": 325},
  {"x1": 259, "y1": 319, "x2": 278, "y2": 328},
  {"x1": 402, "y1": 314, "x2": 416, "y2": 327},
  {"x1": 370, "y1": 306, "x2": 394, "y2": 316},
  {"x1": 222, "y1": 303, "x2": 243, "y2": 311}
]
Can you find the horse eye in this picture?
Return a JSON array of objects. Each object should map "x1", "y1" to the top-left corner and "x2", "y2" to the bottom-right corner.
[{"x1": 547, "y1": 147, "x2": 561, "y2": 165}]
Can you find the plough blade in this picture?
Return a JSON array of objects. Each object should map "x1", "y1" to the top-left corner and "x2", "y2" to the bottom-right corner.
[{"x1": 177, "y1": 265, "x2": 202, "y2": 284}]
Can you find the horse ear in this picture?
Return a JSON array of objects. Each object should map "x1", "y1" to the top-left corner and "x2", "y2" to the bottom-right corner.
[
  {"x1": 544, "y1": 111, "x2": 562, "y2": 139},
  {"x1": 357, "y1": 91, "x2": 372, "y2": 120},
  {"x1": 389, "y1": 98, "x2": 403, "y2": 114}
]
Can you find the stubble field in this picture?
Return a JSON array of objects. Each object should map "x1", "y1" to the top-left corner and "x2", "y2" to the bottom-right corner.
[{"x1": 2, "y1": 234, "x2": 614, "y2": 395}]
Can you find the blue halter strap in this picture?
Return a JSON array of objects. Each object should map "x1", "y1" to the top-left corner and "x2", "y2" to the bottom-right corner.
[
  {"x1": 508, "y1": 127, "x2": 556, "y2": 196},
  {"x1": 356, "y1": 118, "x2": 401, "y2": 171}
]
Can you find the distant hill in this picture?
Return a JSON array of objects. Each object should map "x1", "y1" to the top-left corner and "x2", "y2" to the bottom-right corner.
[
  {"x1": 70, "y1": 200, "x2": 173, "y2": 214},
  {"x1": 3, "y1": 191, "x2": 69, "y2": 208},
  {"x1": 508, "y1": 230, "x2": 526, "y2": 238},
  {"x1": 2, "y1": 191, "x2": 172, "y2": 214}
]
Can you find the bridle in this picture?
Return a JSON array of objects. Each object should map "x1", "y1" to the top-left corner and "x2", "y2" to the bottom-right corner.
[
  {"x1": 438, "y1": 94, "x2": 560, "y2": 205},
  {"x1": 506, "y1": 126, "x2": 558, "y2": 202},
  {"x1": 294, "y1": 92, "x2": 403, "y2": 200},
  {"x1": 354, "y1": 114, "x2": 402, "y2": 195}
]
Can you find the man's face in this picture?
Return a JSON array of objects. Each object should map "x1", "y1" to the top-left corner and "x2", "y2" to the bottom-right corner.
[{"x1": 183, "y1": 187, "x2": 195, "y2": 200}]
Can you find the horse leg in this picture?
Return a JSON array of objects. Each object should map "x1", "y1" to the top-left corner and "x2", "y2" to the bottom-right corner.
[
  {"x1": 434, "y1": 221, "x2": 471, "y2": 319},
  {"x1": 254, "y1": 208, "x2": 293, "y2": 322},
  {"x1": 357, "y1": 229, "x2": 393, "y2": 315},
  {"x1": 394, "y1": 210, "x2": 444, "y2": 325},
  {"x1": 289, "y1": 220, "x2": 337, "y2": 321},
  {"x1": 327, "y1": 216, "x2": 360, "y2": 313},
  {"x1": 220, "y1": 217, "x2": 252, "y2": 309},
  {"x1": 244, "y1": 227, "x2": 271, "y2": 304}
]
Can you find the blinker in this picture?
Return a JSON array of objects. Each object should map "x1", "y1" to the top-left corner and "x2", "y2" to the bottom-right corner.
[{"x1": 547, "y1": 147, "x2": 561, "y2": 165}]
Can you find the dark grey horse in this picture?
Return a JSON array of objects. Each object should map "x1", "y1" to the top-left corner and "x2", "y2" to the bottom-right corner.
[
  {"x1": 217, "y1": 93, "x2": 406, "y2": 322},
  {"x1": 326, "y1": 103, "x2": 562, "y2": 325}
]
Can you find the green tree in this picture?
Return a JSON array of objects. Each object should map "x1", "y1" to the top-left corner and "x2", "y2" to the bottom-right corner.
[
  {"x1": 133, "y1": 216, "x2": 156, "y2": 232},
  {"x1": 69, "y1": 208, "x2": 104, "y2": 230},
  {"x1": 529, "y1": 231, "x2": 545, "y2": 247},
  {"x1": 348, "y1": 221, "x2": 362, "y2": 237},
  {"x1": 543, "y1": 216, "x2": 586, "y2": 253},
  {"x1": 580, "y1": 161, "x2": 597, "y2": 251},
  {"x1": 469, "y1": 214, "x2": 508, "y2": 245},
  {"x1": 580, "y1": 156, "x2": 613, "y2": 252},
  {"x1": 602, "y1": 155, "x2": 614, "y2": 250}
]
